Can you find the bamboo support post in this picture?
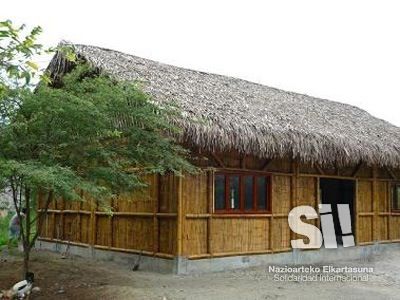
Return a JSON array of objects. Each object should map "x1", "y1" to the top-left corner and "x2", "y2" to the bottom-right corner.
[
  {"x1": 90, "y1": 198, "x2": 97, "y2": 246},
  {"x1": 355, "y1": 179, "x2": 359, "y2": 244},
  {"x1": 387, "y1": 182, "x2": 392, "y2": 241},
  {"x1": 176, "y1": 175, "x2": 183, "y2": 256},
  {"x1": 207, "y1": 169, "x2": 214, "y2": 256},
  {"x1": 109, "y1": 198, "x2": 114, "y2": 249},
  {"x1": 60, "y1": 199, "x2": 65, "y2": 240},
  {"x1": 153, "y1": 175, "x2": 160, "y2": 254},
  {"x1": 372, "y1": 167, "x2": 378, "y2": 241},
  {"x1": 290, "y1": 159, "x2": 299, "y2": 241}
]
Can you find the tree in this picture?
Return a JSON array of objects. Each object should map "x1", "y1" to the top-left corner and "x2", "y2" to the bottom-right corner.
[
  {"x1": 0, "y1": 20, "x2": 75, "y2": 119},
  {"x1": 0, "y1": 21, "x2": 194, "y2": 276}
]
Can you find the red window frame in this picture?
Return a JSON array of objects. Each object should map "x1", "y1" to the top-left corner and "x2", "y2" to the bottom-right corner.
[{"x1": 214, "y1": 171, "x2": 272, "y2": 213}]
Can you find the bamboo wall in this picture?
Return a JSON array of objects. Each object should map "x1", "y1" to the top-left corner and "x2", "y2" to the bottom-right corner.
[
  {"x1": 38, "y1": 174, "x2": 178, "y2": 259},
  {"x1": 38, "y1": 150, "x2": 400, "y2": 260},
  {"x1": 179, "y1": 152, "x2": 400, "y2": 258}
]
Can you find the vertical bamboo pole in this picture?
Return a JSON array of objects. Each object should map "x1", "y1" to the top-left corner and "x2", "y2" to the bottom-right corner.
[
  {"x1": 372, "y1": 167, "x2": 377, "y2": 242},
  {"x1": 51, "y1": 211, "x2": 56, "y2": 240},
  {"x1": 90, "y1": 197, "x2": 97, "y2": 246},
  {"x1": 290, "y1": 159, "x2": 298, "y2": 242},
  {"x1": 77, "y1": 192, "x2": 82, "y2": 243},
  {"x1": 269, "y1": 170, "x2": 274, "y2": 252},
  {"x1": 60, "y1": 198, "x2": 65, "y2": 240},
  {"x1": 207, "y1": 169, "x2": 214, "y2": 256},
  {"x1": 355, "y1": 179, "x2": 359, "y2": 244},
  {"x1": 109, "y1": 198, "x2": 114, "y2": 248},
  {"x1": 153, "y1": 174, "x2": 160, "y2": 255},
  {"x1": 315, "y1": 177, "x2": 321, "y2": 231},
  {"x1": 387, "y1": 182, "x2": 392, "y2": 241},
  {"x1": 176, "y1": 174, "x2": 183, "y2": 256},
  {"x1": 269, "y1": 201, "x2": 274, "y2": 253}
]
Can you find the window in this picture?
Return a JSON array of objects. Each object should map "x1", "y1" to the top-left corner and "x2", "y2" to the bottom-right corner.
[
  {"x1": 229, "y1": 175, "x2": 240, "y2": 210},
  {"x1": 215, "y1": 174, "x2": 226, "y2": 210},
  {"x1": 393, "y1": 184, "x2": 400, "y2": 211},
  {"x1": 214, "y1": 171, "x2": 271, "y2": 213}
]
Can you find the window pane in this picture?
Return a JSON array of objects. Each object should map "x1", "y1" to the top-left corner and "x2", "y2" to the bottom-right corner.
[
  {"x1": 229, "y1": 175, "x2": 240, "y2": 210},
  {"x1": 396, "y1": 186, "x2": 400, "y2": 210},
  {"x1": 257, "y1": 177, "x2": 267, "y2": 210},
  {"x1": 215, "y1": 175, "x2": 225, "y2": 210},
  {"x1": 244, "y1": 176, "x2": 253, "y2": 210}
]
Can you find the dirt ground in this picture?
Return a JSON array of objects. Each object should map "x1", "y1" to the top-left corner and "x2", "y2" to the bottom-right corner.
[{"x1": 1, "y1": 247, "x2": 400, "y2": 300}]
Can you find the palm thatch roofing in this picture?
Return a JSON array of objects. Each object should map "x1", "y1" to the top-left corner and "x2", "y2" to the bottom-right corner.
[{"x1": 48, "y1": 43, "x2": 400, "y2": 168}]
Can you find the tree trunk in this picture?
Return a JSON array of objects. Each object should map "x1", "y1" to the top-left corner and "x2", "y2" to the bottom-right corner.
[
  {"x1": 22, "y1": 246, "x2": 30, "y2": 277},
  {"x1": 23, "y1": 187, "x2": 31, "y2": 278}
]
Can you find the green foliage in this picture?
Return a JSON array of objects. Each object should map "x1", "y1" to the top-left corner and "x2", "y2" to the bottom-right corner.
[
  {"x1": 0, "y1": 64, "x2": 195, "y2": 205},
  {"x1": 0, "y1": 20, "x2": 75, "y2": 122},
  {"x1": 0, "y1": 20, "x2": 45, "y2": 121},
  {"x1": 0, "y1": 20, "x2": 43, "y2": 87},
  {"x1": 0, "y1": 214, "x2": 11, "y2": 247}
]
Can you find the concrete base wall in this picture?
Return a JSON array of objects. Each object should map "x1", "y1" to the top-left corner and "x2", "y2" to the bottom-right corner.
[
  {"x1": 36, "y1": 240, "x2": 400, "y2": 274},
  {"x1": 36, "y1": 240, "x2": 177, "y2": 273},
  {"x1": 180, "y1": 243, "x2": 400, "y2": 274}
]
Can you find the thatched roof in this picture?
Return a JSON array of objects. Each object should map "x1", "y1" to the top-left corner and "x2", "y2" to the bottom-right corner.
[{"x1": 48, "y1": 43, "x2": 400, "y2": 168}]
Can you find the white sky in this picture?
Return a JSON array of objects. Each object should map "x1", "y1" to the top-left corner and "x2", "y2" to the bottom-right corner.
[{"x1": 3, "y1": 0, "x2": 400, "y2": 126}]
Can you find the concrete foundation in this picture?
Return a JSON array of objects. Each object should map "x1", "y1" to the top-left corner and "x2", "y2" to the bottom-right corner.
[
  {"x1": 35, "y1": 240, "x2": 178, "y2": 273},
  {"x1": 36, "y1": 240, "x2": 400, "y2": 274}
]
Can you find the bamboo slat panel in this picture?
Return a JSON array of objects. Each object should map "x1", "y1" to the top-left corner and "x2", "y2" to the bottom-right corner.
[
  {"x1": 247, "y1": 218, "x2": 270, "y2": 251},
  {"x1": 376, "y1": 181, "x2": 390, "y2": 241},
  {"x1": 182, "y1": 173, "x2": 208, "y2": 214},
  {"x1": 182, "y1": 219, "x2": 208, "y2": 255},
  {"x1": 112, "y1": 216, "x2": 154, "y2": 251},
  {"x1": 159, "y1": 219, "x2": 177, "y2": 254},
  {"x1": 181, "y1": 172, "x2": 209, "y2": 255},
  {"x1": 39, "y1": 213, "x2": 54, "y2": 239},
  {"x1": 271, "y1": 217, "x2": 290, "y2": 250},
  {"x1": 209, "y1": 218, "x2": 270, "y2": 253},
  {"x1": 357, "y1": 180, "x2": 373, "y2": 243},
  {"x1": 159, "y1": 173, "x2": 178, "y2": 213},
  {"x1": 271, "y1": 175, "x2": 291, "y2": 250},
  {"x1": 296, "y1": 177, "x2": 317, "y2": 206},
  {"x1": 95, "y1": 216, "x2": 111, "y2": 247},
  {"x1": 389, "y1": 216, "x2": 400, "y2": 240},
  {"x1": 358, "y1": 181, "x2": 373, "y2": 212},
  {"x1": 272, "y1": 175, "x2": 291, "y2": 214},
  {"x1": 80, "y1": 214, "x2": 91, "y2": 244},
  {"x1": 355, "y1": 180, "x2": 395, "y2": 243},
  {"x1": 358, "y1": 216, "x2": 373, "y2": 243},
  {"x1": 64, "y1": 200, "x2": 81, "y2": 211},
  {"x1": 115, "y1": 175, "x2": 158, "y2": 213},
  {"x1": 294, "y1": 176, "x2": 319, "y2": 243},
  {"x1": 37, "y1": 173, "x2": 178, "y2": 258},
  {"x1": 63, "y1": 214, "x2": 80, "y2": 242}
]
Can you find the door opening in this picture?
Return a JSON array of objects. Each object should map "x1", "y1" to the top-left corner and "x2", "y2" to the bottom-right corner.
[{"x1": 319, "y1": 178, "x2": 355, "y2": 245}]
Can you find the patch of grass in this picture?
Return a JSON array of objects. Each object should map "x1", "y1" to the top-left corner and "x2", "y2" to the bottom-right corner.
[{"x1": 0, "y1": 214, "x2": 11, "y2": 246}]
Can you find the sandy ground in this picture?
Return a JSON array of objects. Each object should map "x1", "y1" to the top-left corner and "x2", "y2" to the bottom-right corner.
[{"x1": 1, "y1": 247, "x2": 400, "y2": 300}]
